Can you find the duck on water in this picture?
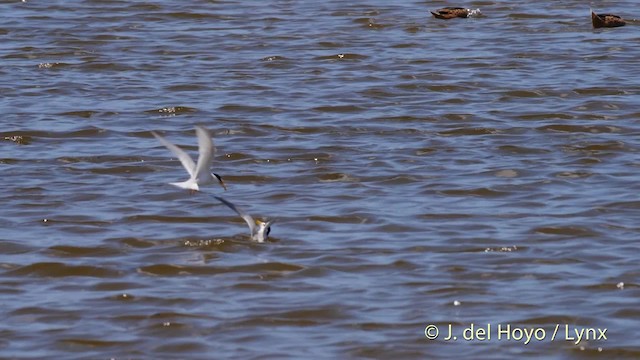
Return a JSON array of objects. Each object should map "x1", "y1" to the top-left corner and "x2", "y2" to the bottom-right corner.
[
  {"x1": 430, "y1": 7, "x2": 481, "y2": 19},
  {"x1": 591, "y1": 10, "x2": 626, "y2": 28}
]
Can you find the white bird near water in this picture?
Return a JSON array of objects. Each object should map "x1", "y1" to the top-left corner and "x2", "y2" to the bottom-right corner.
[
  {"x1": 152, "y1": 125, "x2": 226, "y2": 192},
  {"x1": 213, "y1": 196, "x2": 274, "y2": 243}
]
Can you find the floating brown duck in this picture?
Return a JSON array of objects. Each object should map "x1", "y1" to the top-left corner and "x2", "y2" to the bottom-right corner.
[
  {"x1": 431, "y1": 7, "x2": 481, "y2": 20},
  {"x1": 591, "y1": 10, "x2": 626, "y2": 28}
]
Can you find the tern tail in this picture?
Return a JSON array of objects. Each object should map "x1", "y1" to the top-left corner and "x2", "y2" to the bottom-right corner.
[{"x1": 169, "y1": 180, "x2": 199, "y2": 191}]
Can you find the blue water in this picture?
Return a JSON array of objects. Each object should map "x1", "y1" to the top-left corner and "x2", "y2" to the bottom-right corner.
[{"x1": 1, "y1": 1, "x2": 639, "y2": 359}]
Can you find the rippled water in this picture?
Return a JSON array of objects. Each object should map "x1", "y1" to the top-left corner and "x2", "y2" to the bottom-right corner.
[{"x1": 2, "y1": 0, "x2": 640, "y2": 358}]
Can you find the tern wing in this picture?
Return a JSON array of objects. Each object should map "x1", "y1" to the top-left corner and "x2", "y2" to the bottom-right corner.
[
  {"x1": 214, "y1": 196, "x2": 256, "y2": 235},
  {"x1": 152, "y1": 131, "x2": 197, "y2": 177},
  {"x1": 193, "y1": 126, "x2": 215, "y2": 182}
]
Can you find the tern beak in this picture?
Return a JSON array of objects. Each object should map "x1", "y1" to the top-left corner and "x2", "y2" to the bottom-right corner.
[{"x1": 214, "y1": 173, "x2": 227, "y2": 191}]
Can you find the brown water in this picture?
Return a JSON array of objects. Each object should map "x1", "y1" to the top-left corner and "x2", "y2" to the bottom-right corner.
[{"x1": 2, "y1": 1, "x2": 640, "y2": 359}]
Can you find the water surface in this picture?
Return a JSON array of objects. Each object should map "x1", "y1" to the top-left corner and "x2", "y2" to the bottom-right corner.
[{"x1": 1, "y1": 1, "x2": 640, "y2": 358}]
